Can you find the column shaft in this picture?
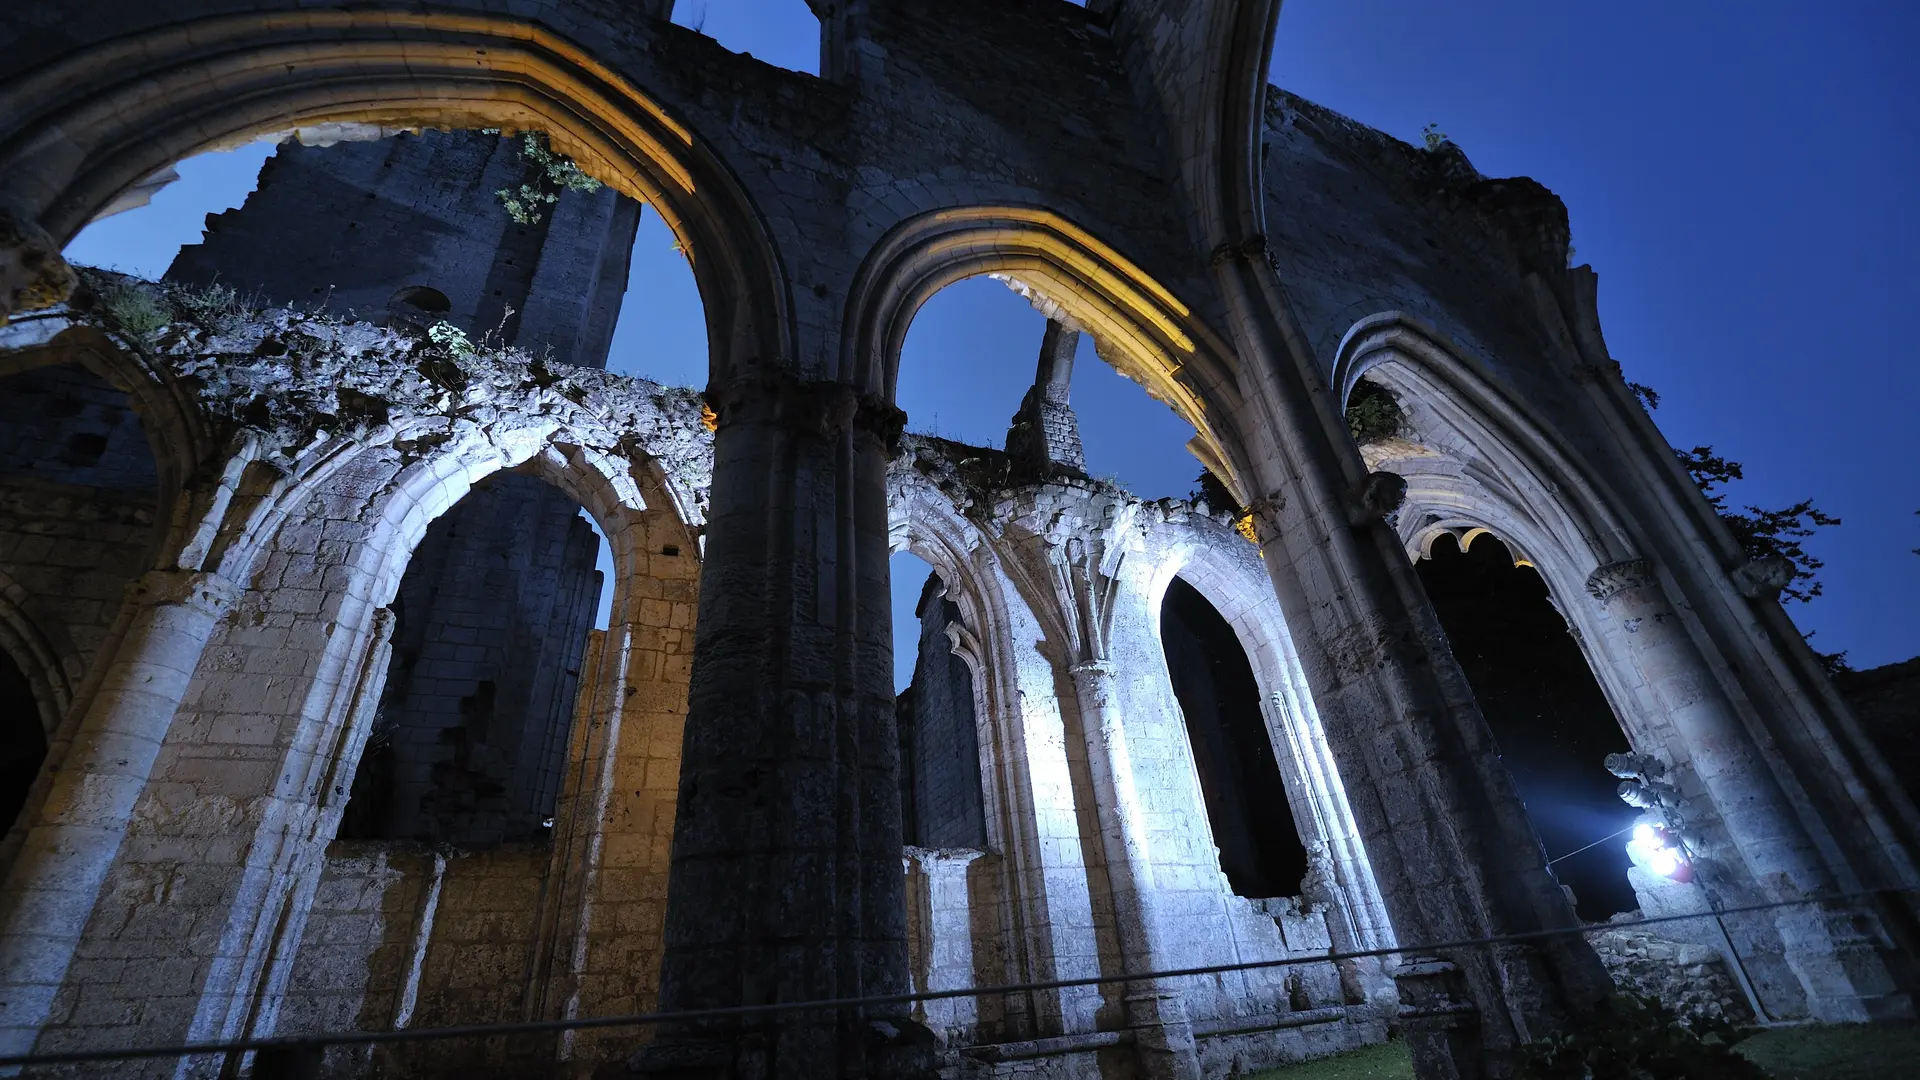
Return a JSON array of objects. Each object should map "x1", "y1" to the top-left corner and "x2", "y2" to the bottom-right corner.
[
  {"x1": 1589, "y1": 559, "x2": 1911, "y2": 1021},
  {"x1": 0, "y1": 570, "x2": 233, "y2": 1057},
  {"x1": 1213, "y1": 243, "x2": 1610, "y2": 1078},
  {"x1": 634, "y1": 374, "x2": 929, "y2": 1079},
  {"x1": 1068, "y1": 661, "x2": 1199, "y2": 1080}
]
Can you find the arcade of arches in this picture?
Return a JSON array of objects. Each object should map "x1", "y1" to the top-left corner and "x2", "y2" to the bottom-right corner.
[{"x1": 1, "y1": 3, "x2": 1915, "y2": 1079}]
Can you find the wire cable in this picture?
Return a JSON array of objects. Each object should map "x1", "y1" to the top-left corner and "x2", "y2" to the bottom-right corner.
[
  {"x1": 2, "y1": 884, "x2": 1909, "y2": 1068},
  {"x1": 1546, "y1": 823, "x2": 1637, "y2": 866}
]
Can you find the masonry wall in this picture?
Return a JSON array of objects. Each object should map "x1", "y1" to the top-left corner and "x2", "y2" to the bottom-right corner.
[
  {"x1": 0, "y1": 364, "x2": 157, "y2": 728},
  {"x1": 899, "y1": 574, "x2": 988, "y2": 851},
  {"x1": 284, "y1": 843, "x2": 555, "y2": 1078},
  {"x1": 340, "y1": 474, "x2": 602, "y2": 846},
  {"x1": 167, "y1": 130, "x2": 641, "y2": 367}
]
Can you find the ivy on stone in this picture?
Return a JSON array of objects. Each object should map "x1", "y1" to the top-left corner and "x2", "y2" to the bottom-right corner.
[
  {"x1": 495, "y1": 131, "x2": 603, "y2": 225},
  {"x1": 1345, "y1": 378, "x2": 1405, "y2": 444}
]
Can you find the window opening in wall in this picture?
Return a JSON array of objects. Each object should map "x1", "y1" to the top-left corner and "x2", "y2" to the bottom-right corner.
[
  {"x1": 671, "y1": 1, "x2": 822, "y2": 77},
  {"x1": 76, "y1": 124, "x2": 715, "y2": 722},
  {"x1": 0, "y1": 648, "x2": 46, "y2": 837},
  {"x1": 1416, "y1": 531, "x2": 1637, "y2": 921},
  {"x1": 337, "y1": 473, "x2": 605, "y2": 848},
  {"x1": 1159, "y1": 577, "x2": 1308, "y2": 898},
  {"x1": 894, "y1": 568, "x2": 988, "y2": 850},
  {"x1": 899, "y1": 275, "x2": 1204, "y2": 506},
  {"x1": 63, "y1": 139, "x2": 277, "y2": 278}
]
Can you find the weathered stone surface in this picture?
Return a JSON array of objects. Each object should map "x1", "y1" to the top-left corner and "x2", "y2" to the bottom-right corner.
[{"x1": 0, "y1": 2, "x2": 1914, "y2": 1076}]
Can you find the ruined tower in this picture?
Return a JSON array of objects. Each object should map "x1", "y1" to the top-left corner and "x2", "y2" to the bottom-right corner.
[{"x1": 169, "y1": 131, "x2": 643, "y2": 844}]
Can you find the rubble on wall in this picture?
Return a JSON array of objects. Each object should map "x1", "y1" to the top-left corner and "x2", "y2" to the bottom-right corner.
[
  {"x1": 31, "y1": 269, "x2": 716, "y2": 515},
  {"x1": 1587, "y1": 919, "x2": 1756, "y2": 1027}
]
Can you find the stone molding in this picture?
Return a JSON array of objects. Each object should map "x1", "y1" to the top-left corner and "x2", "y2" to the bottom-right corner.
[{"x1": 1585, "y1": 557, "x2": 1654, "y2": 606}]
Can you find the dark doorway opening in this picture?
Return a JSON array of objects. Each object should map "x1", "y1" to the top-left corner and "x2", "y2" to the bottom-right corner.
[
  {"x1": 1159, "y1": 577, "x2": 1307, "y2": 898},
  {"x1": 1417, "y1": 532, "x2": 1637, "y2": 921},
  {"x1": 0, "y1": 648, "x2": 46, "y2": 837},
  {"x1": 896, "y1": 571, "x2": 988, "y2": 850}
]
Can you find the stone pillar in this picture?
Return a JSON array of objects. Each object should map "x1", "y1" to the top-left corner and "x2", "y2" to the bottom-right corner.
[
  {"x1": 1585, "y1": 558, "x2": 1911, "y2": 1022},
  {"x1": 902, "y1": 847, "x2": 984, "y2": 1045},
  {"x1": 1068, "y1": 660, "x2": 1200, "y2": 1080},
  {"x1": 627, "y1": 372, "x2": 933, "y2": 1079},
  {"x1": 1004, "y1": 319, "x2": 1086, "y2": 481},
  {"x1": 0, "y1": 569, "x2": 235, "y2": 1058},
  {"x1": 1210, "y1": 234, "x2": 1613, "y2": 1078}
]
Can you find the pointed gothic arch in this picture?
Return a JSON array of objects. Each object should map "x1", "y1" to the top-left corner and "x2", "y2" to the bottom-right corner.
[{"x1": 0, "y1": 9, "x2": 790, "y2": 386}]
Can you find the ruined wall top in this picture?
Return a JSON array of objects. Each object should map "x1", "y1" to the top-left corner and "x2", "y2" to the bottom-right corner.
[{"x1": 2, "y1": 271, "x2": 716, "y2": 524}]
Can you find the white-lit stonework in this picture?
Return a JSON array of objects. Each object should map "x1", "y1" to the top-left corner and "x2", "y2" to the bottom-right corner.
[{"x1": 0, "y1": 3, "x2": 1914, "y2": 1077}]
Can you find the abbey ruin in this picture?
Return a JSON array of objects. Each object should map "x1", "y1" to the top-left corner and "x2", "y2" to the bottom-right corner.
[{"x1": 0, "y1": 2, "x2": 1915, "y2": 1079}]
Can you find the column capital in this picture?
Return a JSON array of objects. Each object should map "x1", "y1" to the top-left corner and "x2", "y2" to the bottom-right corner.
[
  {"x1": 704, "y1": 368, "x2": 905, "y2": 452},
  {"x1": 0, "y1": 208, "x2": 76, "y2": 323},
  {"x1": 126, "y1": 568, "x2": 240, "y2": 616},
  {"x1": 1585, "y1": 557, "x2": 1654, "y2": 606}
]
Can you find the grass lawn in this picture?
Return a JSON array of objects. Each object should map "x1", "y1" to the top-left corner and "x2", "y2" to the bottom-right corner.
[
  {"x1": 1734, "y1": 1022, "x2": 1920, "y2": 1080},
  {"x1": 1249, "y1": 1040, "x2": 1411, "y2": 1080},
  {"x1": 1246, "y1": 1023, "x2": 1920, "y2": 1079}
]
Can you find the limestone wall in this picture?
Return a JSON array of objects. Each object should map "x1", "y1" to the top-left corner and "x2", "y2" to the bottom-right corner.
[
  {"x1": 1589, "y1": 920, "x2": 1756, "y2": 1027},
  {"x1": 0, "y1": 364, "x2": 158, "y2": 699},
  {"x1": 284, "y1": 843, "x2": 554, "y2": 1077}
]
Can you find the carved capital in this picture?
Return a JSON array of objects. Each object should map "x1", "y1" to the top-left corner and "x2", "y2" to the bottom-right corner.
[
  {"x1": 1585, "y1": 557, "x2": 1653, "y2": 606},
  {"x1": 0, "y1": 209, "x2": 77, "y2": 322},
  {"x1": 1241, "y1": 490, "x2": 1286, "y2": 543},
  {"x1": 705, "y1": 369, "x2": 905, "y2": 452},
  {"x1": 1350, "y1": 471, "x2": 1407, "y2": 524},
  {"x1": 1731, "y1": 555, "x2": 1793, "y2": 600},
  {"x1": 1209, "y1": 233, "x2": 1280, "y2": 271}
]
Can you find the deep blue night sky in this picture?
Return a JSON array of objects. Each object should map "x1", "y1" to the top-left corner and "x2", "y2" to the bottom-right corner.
[{"x1": 63, "y1": 1, "x2": 1919, "y2": 696}]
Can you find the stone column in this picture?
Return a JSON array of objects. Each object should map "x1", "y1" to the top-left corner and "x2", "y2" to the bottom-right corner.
[
  {"x1": 0, "y1": 569, "x2": 235, "y2": 1059},
  {"x1": 1585, "y1": 558, "x2": 1910, "y2": 1022},
  {"x1": 1068, "y1": 660, "x2": 1200, "y2": 1080},
  {"x1": 1004, "y1": 319, "x2": 1087, "y2": 480},
  {"x1": 902, "y1": 847, "x2": 985, "y2": 1045},
  {"x1": 628, "y1": 372, "x2": 933, "y2": 1079},
  {"x1": 1211, "y1": 234, "x2": 1614, "y2": 1078}
]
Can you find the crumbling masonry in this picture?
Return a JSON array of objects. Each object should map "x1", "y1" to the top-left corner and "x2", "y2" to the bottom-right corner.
[{"x1": 0, "y1": 2, "x2": 1916, "y2": 1079}]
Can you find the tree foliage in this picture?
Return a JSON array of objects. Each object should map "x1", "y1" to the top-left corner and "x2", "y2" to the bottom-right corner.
[
  {"x1": 1634, "y1": 384, "x2": 1848, "y2": 673},
  {"x1": 1676, "y1": 445, "x2": 1840, "y2": 606}
]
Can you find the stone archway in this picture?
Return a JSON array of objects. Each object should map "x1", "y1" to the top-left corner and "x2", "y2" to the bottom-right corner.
[
  {"x1": 0, "y1": 8, "x2": 790, "y2": 386},
  {"x1": 1335, "y1": 312, "x2": 1920, "y2": 1023}
]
